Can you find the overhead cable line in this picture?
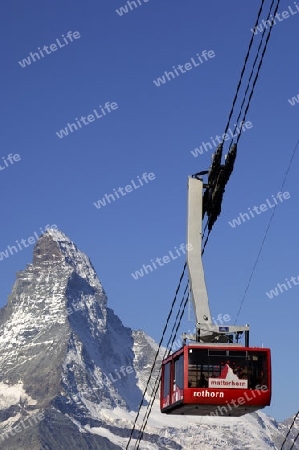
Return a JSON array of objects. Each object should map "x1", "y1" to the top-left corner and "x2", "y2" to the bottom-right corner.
[
  {"x1": 290, "y1": 431, "x2": 299, "y2": 450},
  {"x1": 202, "y1": 0, "x2": 281, "y2": 254},
  {"x1": 234, "y1": 138, "x2": 299, "y2": 324},
  {"x1": 227, "y1": 0, "x2": 276, "y2": 149},
  {"x1": 126, "y1": 264, "x2": 187, "y2": 449},
  {"x1": 280, "y1": 410, "x2": 299, "y2": 449},
  {"x1": 236, "y1": 0, "x2": 281, "y2": 144},
  {"x1": 134, "y1": 285, "x2": 190, "y2": 450},
  {"x1": 220, "y1": 0, "x2": 267, "y2": 150},
  {"x1": 133, "y1": 282, "x2": 189, "y2": 449}
]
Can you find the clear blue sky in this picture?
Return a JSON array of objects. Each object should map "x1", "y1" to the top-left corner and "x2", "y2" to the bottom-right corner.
[{"x1": 1, "y1": 0, "x2": 298, "y2": 422}]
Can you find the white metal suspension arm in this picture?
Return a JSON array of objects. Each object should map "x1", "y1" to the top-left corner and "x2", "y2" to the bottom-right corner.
[{"x1": 186, "y1": 177, "x2": 212, "y2": 325}]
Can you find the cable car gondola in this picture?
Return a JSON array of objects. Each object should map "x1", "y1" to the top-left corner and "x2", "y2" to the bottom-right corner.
[
  {"x1": 160, "y1": 167, "x2": 271, "y2": 416},
  {"x1": 161, "y1": 344, "x2": 271, "y2": 416}
]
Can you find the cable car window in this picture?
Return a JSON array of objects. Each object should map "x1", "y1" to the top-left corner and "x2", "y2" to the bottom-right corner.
[
  {"x1": 174, "y1": 355, "x2": 184, "y2": 389},
  {"x1": 208, "y1": 350, "x2": 227, "y2": 356},
  {"x1": 229, "y1": 351, "x2": 247, "y2": 357},
  {"x1": 188, "y1": 349, "x2": 269, "y2": 389},
  {"x1": 163, "y1": 362, "x2": 171, "y2": 397},
  {"x1": 247, "y1": 351, "x2": 268, "y2": 389}
]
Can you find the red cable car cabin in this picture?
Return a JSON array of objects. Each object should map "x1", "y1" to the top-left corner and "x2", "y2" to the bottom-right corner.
[{"x1": 161, "y1": 345, "x2": 271, "y2": 416}]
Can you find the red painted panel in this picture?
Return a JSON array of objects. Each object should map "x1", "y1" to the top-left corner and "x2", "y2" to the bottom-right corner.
[{"x1": 184, "y1": 387, "x2": 271, "y2": 407}]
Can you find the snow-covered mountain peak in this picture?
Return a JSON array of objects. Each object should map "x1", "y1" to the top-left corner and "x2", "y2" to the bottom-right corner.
[{"x1": 33, "y1": 228, "x2": 103, "y2": 292}]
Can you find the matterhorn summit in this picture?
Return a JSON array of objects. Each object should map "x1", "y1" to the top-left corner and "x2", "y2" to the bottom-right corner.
[{"x1": 0, "y1": 229, "x2": 296, "y2": 449}]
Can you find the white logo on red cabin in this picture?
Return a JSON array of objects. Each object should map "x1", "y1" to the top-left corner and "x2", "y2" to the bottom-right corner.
[
  {"x1": 171, "y1": 384, "x2": 184, "y2": 403},
  {"x1": 208, "y1": 364, "x2": 248, "y2": 389}
]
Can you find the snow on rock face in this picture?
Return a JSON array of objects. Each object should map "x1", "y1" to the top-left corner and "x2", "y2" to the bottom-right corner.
[
  {"x1": 0, "y1": 381, "x2": 37, "y2": 410},
  {"x1": 34, "y1": 229, "x2": 105, "y2": 294}
]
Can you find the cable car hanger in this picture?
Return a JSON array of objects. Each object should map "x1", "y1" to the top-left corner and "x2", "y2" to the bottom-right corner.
[
  {"x1": 185, "y1": 143, "x2": 249, "y2": 345},
  {"x1": 185, "y1": 150, "x2": 250, "y2": 346}
]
